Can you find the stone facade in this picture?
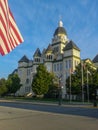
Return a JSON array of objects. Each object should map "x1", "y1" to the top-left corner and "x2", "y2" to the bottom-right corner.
[{"x1": 15, "y1": 20, "x2": 81, "y2": 96}]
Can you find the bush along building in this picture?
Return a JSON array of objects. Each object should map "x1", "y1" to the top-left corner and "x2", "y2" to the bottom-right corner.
[{"x1": 15, "y1": 20, "x2": 98, "y2": 97}]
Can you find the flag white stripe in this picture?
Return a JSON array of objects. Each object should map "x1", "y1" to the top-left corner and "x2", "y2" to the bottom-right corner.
[
  {"x1": 0, "y1": 6, "x2": 8, "y2": 31},
  {"x1": 0, "y1": 37, "x2": 8, "y2": 54},
  {"x1": 0, "y1": 22, "x2": 12, "y2": 51},
  {"x1": 0, "y1": 0, "x2": 24, "y2": 55},
  {"x1": 10, "y1": 25, "x2": 21, "y2": 45},
  {"x1": 9, "y1": 14, "x2": 24, "y2": 42}
]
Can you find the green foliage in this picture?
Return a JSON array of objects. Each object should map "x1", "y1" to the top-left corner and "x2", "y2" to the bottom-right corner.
[
  {"x1": 7, "y1": 74, "x2": 22, "y2": 94},
  {"x1": 0, "y1": 74, "x2": 21, "y2": 96},
  {"x1": 0, "y1": 78, "x2": 8, "y2": 96},
  {"x1": 66, "y1": 62, "x2": 98, "y2": 99},
  {"x1": 93, "y1": 69, "x2": 98, "y2": 88},
  {"x1": 45, "y1": 83, "x2": 59, "y2": 98},
  {"x1": 32, "y1": 64, "x2": 55, "y2": 96}
]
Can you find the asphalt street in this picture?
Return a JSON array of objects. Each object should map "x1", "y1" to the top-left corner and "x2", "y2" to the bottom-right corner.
[
  {"x1": 0, "y1": 100, "x2": 98, "y2": 130},
  {"x1": 0, "y1": 101, "x2": 98, "y2": 119}
]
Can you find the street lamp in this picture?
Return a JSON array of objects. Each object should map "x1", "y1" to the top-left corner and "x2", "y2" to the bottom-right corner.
[{"x1": 87, "y1": 70, "x2": 91, "y2": 102}]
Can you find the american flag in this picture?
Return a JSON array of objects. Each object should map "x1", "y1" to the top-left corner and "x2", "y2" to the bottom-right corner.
[{"x1": 0, "y1": 0, "x2": 24, "y2": 56}]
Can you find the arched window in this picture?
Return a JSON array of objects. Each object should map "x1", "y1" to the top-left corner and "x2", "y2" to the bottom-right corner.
[{"x1": 26, "y1": 78, "x2": 29, "y2": 84}]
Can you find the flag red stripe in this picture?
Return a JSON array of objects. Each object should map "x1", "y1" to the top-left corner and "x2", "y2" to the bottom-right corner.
[
  {"x1": 0, "y1": 1, "x2": 8, "y2": 36},
  {"x1": 9, "y1": 33, "x2": 16, "y2": 49},
  {"x1": 0, "y1": 11, "x2": 14, "y2": 51},
  {"x1": 0, "y1": 14, "x2": 7, "y2": 35},
  {"x1": 10, "y1": 32, "x2": 18, "y2": 48},
  {"x1": 10, "y1": 21, "x2": 23, "y2": 43},
  {"x1": 1, "y1": 15, "x2": 14, "y2": 51},
  {"x1": 0, "y1": 30, "x2": 11, "y2": 53},
  {"x1": 0, "y1": 0, "x2": 8, "y2": 23},
  {"x1": 9, "y1": 12, "x2": 23, "y2": 43},
  {"x1": 0, "y1": 1, "x2": 7, "y2": 26},
  {"x1": 0, "y1": 46, "x2": 5, "y2": 55},
  {"x1": 0, "y1": 0, "x2": 24, "y2": 56}
]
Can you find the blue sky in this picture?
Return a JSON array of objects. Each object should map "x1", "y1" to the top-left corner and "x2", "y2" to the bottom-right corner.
[{"x1": 0, "y1": 0, "x2": 98, "y2": 78}]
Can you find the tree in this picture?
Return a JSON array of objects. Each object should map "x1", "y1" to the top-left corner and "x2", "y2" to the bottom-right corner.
[
  {"x1": 32, "y1": 64, "x2": 54, "y2": 96},
  {"x1": 66, "y1": 61, "x2": 97, "y2": 100},
  {"x1": 0, "y1": 78, "x2": 8, "y2": 96},
  {"x1": 66, "y1": 64, "x2": 82, "y2": 95},
  {"x1": 90, "y1": 68, "x2": 98, "y2": 99},
  {"x1": 6, "y1": 74, "x2": 22, "y2": 95},
  {"x1": 44, "y1": 73, "x2": 59, "y2": 98}
]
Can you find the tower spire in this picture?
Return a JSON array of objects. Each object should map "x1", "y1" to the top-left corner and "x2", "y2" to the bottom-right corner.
[
  {"x1": 58, "y1": 20, "x2": 63, "y2": 27},
  {"x1": 58, "y1": 15, "x2": 63, "y2": 27}
]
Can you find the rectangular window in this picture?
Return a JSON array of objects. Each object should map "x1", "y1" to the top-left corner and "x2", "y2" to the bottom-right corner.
[
  {"x1": 65, "y1": 60, "x2": 68, "y2": 69},
  {"x1": 69, "y1": 60, "x2": 71, "y2": 69},
  {"x1": 60, "y1": 63, "x2": 62, "y2": 71},
  {"x1": 25, "y1": 87, "x2": 30, "y2": 93},
  {"x1": 54, "y1": 64, "x2": 56, "y2": 72},
  {"x1": 27, "y1": 69, "x2": 31, "y2": 76},
  {"x1": 66, "y1": 72, "x2": 69, "y2": 79},
  {"x1": 57, "y1": 63, "x2": 59, "y2": 71}
]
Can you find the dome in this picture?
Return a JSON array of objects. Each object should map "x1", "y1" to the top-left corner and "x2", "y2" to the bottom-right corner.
[{"x1": 53, "y1": 20, "x2": 67, "y2": 36}]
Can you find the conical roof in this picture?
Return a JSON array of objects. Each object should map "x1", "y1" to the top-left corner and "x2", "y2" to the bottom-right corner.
[
  {"x1": 18, "y1": 55, "x2": 29, "y2": 63},
  {"x1": 93, "y1": 54, "x2": 98, "y2": 63},
  {"x1": 63, "y1": 40, "x2": 80, "y2": 51},
  {"x1": 33, "y1": 48, "x2": 41, "y2": 57},
  {"x1": 45, "y1": 44, "x2": 53, "y2": 53}
]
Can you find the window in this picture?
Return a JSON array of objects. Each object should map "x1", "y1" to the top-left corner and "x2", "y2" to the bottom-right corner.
[
  {"x1": 66, "y1": 60, "x2": 71, "y2": 69},
  {"x1": 50, "y1": 55, "x2": 52, "y2": 60},
  {"x1": 27, "y1": 69, "x2": 30, "y2": 76},
  {"x1": 25, "y1": 87, "x2": 30, "y2": 93},
  {"x1": 35, "y1": 58, "x2": 40, "y2": 62},
  {"x1": 47, "y1": 55, "x2": 53, "y2": 60},
  {"x1": 60, "y1": 63, "x2": 62, "y2": 71},
  {"x1": 65, "y1": 60, "x2": 68, "y2": 69},
  {"x1": 66, "y1": 72, "x2": 69, "y2": 79},
  {"x1": 54, "y1": 64, "x2": 56, "y2": 72},
  {"x1": 69, "y1": 60, "x2": 71, "y2": 68},
  {"x1": 57, "y1": 63, "x2": 59, "y2": 71},
  {"x1": 53, "y1": 46, "x2": 59, "y2": 53},
  {"x1": 26, "y1": 78, "x2": 29, "y2": 84}
]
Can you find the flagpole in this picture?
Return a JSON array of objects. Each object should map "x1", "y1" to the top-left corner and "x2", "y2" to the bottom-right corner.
[
  {"x1": 87, "y1": 70, "x2": 89, "y2": 102},
  {"x1": 69, "y1": 68, "x2": 71, "y2": 102},
  {"x1": 81, "y1": 61, "x2": 84, "y2": 102}
]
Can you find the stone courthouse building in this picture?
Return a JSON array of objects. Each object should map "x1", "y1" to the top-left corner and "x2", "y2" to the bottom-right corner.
[{"x1": 14, "y1": 20, "x2": 98, "y2": 97}]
